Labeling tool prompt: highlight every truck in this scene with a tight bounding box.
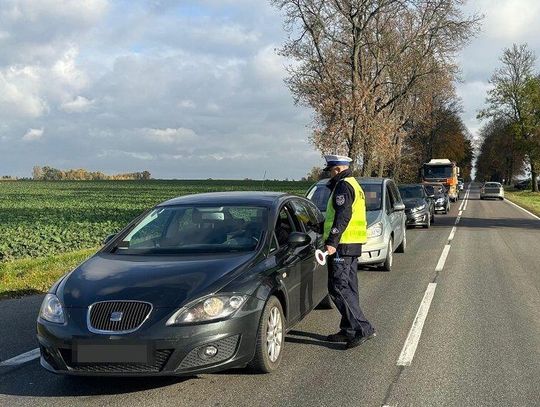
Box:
[421,159,460,202]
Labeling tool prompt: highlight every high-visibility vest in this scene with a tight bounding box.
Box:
[323,177,367,244]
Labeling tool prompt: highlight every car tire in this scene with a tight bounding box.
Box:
[444,205,448,214]
[317,294,334,310]
[396,230,406,253]
[381,238,393,272]
[248,295,285,373]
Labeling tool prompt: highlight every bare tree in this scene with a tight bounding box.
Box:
[273,0,480,176]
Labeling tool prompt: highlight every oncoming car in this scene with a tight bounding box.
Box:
[480,182,504,200]
[398,184,435,228]
[306,177,406,271]
[37,192,331,376]
[424,183,450,214]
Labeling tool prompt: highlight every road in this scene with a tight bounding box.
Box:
[1,184,539,406]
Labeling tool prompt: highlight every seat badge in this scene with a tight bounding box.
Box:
[110,311,123,322]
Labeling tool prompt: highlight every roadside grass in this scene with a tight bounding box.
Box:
[505,189,540,217]
[0,248,97,299]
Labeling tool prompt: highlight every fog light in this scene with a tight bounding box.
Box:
[198,345,218,360]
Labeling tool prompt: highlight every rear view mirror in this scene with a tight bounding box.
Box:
[394,203,405,211]
[287,232,311,248]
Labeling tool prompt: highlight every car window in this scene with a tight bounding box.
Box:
[389,182,402,204]
[275,206,296,247]
[111,205,268,255]
[385,186,392,214]
[290,199,320,234]
[359,183,383,211]
[306,183,330,212]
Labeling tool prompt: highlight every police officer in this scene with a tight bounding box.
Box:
[323,155,376,349]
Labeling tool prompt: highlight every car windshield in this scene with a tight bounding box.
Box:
[110,205,268,255]
[306,181,383,211]
[398,186,424,199]
[485,183,501,187]
[424,165,453,178]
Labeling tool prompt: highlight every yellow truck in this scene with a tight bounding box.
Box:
[421,159,460,202]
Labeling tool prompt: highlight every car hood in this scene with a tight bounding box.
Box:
[403,198,425,209]
[58,252,255,308]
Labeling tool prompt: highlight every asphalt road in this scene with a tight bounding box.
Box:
[1,184,539,407]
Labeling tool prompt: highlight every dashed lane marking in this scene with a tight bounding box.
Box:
[397,283,437,366]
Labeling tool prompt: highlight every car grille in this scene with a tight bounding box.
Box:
[59,348,173,373]
[88,301,152,333]
[176,335,239,371]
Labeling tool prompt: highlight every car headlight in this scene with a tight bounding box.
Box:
[412,204,426,212]
[166,294,248,325]
[39,294,65,324]
[367,222,383,238]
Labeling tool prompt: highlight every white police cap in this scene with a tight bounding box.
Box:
[323,155,352,170]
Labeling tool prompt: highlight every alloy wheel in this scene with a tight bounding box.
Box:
[266,306,283,363]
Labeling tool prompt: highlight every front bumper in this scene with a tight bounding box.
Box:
[434,201,447,211]
[481,193,504,199]
[405,210,429,226]
[37,302,262,376]
[358,238,388,265]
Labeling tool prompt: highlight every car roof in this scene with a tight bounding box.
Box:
[314,177,389,185]
[398,184,424,187]
[158,191,290,207]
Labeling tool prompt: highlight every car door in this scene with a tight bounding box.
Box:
[386,181,403,250]
[289,198,326,317]
[272,203,304,324]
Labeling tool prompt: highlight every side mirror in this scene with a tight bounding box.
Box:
[393,203,405,212]
[287,232,311,248]
[103,233,116,245]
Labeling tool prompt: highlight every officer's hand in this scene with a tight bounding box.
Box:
[326,245,336,255]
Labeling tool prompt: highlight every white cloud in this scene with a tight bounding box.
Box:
[144,128,198,144]
[61,95,94,113]
[479,0,540,40]
[22,127,43,141]
[0,66,48,118]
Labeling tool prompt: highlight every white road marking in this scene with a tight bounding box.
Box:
[458,210,463,216]
[435,245,451,272]
[505,198,540,221]
[397,283,437,366]
[0,348,40,367]
[448,226,457,242]
[455,216,460,225]
[459,199,465,211]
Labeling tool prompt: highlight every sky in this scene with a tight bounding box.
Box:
[1,0,540,180]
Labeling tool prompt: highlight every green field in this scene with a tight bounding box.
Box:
[0,180,312,262]
[0,180,313,298]
[504,190,540,217]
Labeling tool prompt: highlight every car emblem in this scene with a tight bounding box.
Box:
[110,311,123,322]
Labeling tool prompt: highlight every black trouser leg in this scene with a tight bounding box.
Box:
[328,255,374,338]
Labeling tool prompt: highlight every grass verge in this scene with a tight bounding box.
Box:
[505,190,540,217]
[0,248,97,300]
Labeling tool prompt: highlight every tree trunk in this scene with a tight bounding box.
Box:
[531,160,539,192]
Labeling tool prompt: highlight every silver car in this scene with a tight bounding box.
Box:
[480,182,504,200]
[306,177,406,271]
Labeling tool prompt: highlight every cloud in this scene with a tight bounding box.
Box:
[144,128,198,144]
[61,95,94,113]
[22,127,44,141]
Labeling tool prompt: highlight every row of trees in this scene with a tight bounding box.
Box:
[274,0,479,182]
[32,166,152,181]
[476,44,540,191]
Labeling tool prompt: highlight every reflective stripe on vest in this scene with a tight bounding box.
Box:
[323,177,367,244]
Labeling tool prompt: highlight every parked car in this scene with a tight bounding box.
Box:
[480,182,504,200]
[514,179,540,190]
[424,183,450,214]
[306,177,406,271]
[398,184,435,229]
[37,192,331,376]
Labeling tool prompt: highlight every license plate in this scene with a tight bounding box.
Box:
[73,340,152,364]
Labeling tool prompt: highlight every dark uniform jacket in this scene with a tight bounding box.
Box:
[325,169,362,257]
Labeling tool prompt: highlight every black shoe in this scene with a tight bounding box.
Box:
[346,331,377,349]
[326,331,350,342]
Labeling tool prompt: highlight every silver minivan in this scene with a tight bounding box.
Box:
[306,177,406,271]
